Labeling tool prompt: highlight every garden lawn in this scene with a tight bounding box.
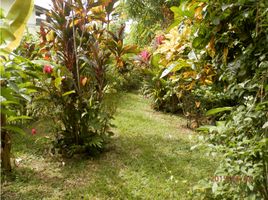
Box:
[1,93,217,200]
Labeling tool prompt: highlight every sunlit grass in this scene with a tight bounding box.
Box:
[1,93,218,200]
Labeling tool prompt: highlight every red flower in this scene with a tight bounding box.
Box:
[139,50,151,62]
[43,65,53,74]
[31,128,37,135]
[156,35,165,45]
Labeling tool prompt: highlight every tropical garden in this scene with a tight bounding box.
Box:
[1,0,267,199]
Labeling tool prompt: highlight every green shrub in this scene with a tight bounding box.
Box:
[142,73,181,113]
[187,0,268,198]
[191,99,268,199]
[0,0,35,172]
[29,0,134,157]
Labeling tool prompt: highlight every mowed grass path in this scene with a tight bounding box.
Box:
[1,93,217,200]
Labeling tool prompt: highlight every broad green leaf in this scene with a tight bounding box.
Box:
[160,63,177,78]
[18,82,34,88]
[20,93,31,102]
[206,107,233,116]
[0,26,16,46]
[1,87,16,101]
[192,37,206,49]
[265,85,268,92]
[62,90,76,96]
[0,8,5,18]
[215,121,226,127]
[160,60,191,78]
[151,54,161,67]
[167,19,181,32]
[170,3,194,19]
[0,65,4,74]
[55,77,62,90]
[0,108,16,116]
[0,100,20,106]
[170,6,183,20]
[8,82,20,93]
[2,125,25,135]
[262,121,268,129]
[25,88,38,94]
[2,0,34,54]
[31,60,54,67]
[7,116,32,122]
[196,125,217,132]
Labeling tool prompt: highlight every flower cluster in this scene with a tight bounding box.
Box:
[139,50,151,62]
[31,128,37,135]
[156,35,165,45]
[43,65,53,74]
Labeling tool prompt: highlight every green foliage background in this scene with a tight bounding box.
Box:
[133,0,268,198]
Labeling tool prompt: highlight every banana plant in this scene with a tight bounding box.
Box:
[0,0,34,56]
[1,0,34,172]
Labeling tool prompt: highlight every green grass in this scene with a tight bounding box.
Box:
[1,93,217,200]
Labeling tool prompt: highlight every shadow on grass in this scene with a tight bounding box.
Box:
[1,167,64,200]
[2,132,216,200]
[59,133,217,199]
[1,93,217,199]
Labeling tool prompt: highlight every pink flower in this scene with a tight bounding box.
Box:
[156,35,165,45]
[31,128,37,135]
[43,65,53,74]
[139,50,151,62]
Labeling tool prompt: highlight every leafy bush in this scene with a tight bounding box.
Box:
[192,99,268,199]
[105,24,140,91]
[133,0,268,198]
[14,33,41,60]
[28,0,136,157]
[1,0,35,172]
[186,0,268,198]
[135,10,220,123]
[142,71,181,113]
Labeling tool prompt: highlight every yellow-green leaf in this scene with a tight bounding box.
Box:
[2,125,25,135]
[206,107,233,116]
[62,90,76,97]
[7,116,32,122]
[1,0,34,55]
[55,77,62,90]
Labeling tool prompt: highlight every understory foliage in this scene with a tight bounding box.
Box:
[0,0,34,172]
[190,0,268,199]
[1,0,267,198]
[134,0,268,198]
[137,2,222,125]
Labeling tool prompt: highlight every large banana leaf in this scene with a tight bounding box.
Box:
[0,0,34,55]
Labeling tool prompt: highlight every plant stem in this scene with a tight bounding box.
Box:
[71,0,80,92]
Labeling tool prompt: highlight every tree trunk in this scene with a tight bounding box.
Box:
[1,114,12,172]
